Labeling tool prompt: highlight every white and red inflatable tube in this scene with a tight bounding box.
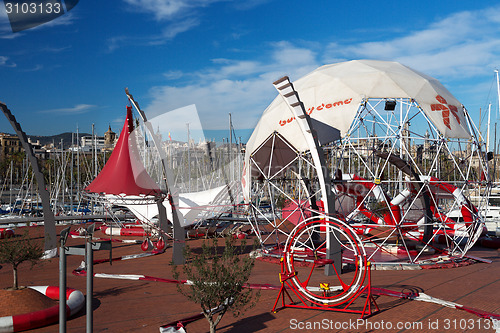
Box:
[0,286,84,332]
[421,176,477,228]
[100,227,166,251]
[0,228,14,239]
[101,225,148,237]
[338,173,480,239]
[337,174,402,226]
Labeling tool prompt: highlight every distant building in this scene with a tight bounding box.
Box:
[0,133,22,161]
[79,135,106,152]
[28,138,41,149]
[28,138,49,160]
[103,125,117,151]
[64,127,118,154]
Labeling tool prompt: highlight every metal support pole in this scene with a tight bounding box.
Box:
[125,89,185,264]
[59,226,70,333]
[86,239,93,333]
[0,101,57,252]
[85,224,95,333]
[272,77,340,275]
[59,248,66,333]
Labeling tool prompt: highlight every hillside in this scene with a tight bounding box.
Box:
[28,132,92,149]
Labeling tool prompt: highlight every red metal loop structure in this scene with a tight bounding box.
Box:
[272,216,379,318]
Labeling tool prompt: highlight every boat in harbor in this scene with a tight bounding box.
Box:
[445,205,498,235]
[482,205,500,235]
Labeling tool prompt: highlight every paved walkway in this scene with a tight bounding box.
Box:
[0,224,499,332]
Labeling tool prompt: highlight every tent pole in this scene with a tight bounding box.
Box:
[125,88,185,264]
[0,101,57,254]
[273,76,340,275]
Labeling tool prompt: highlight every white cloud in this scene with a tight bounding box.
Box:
[148,104,206,142]
[122,0,270,19]
[38,104,97,115]
[116,0,255,49]
[21,64,43,72]
[33,11,76,29]
[204,59,262,79]
[163,70,185,80]
[106,17,200,52]
[0,56,16,67]
[230,0,271,10]
[324,5,500,79]
[122,0,226,21]
[106,36,129,53]
[147,78,269,130]
[41,46,72,53]
[201,42,318,82]
[144,42,320,130]
[159,17,199,40]
[123,0,190,21]
[270,41,317,68]
[144,5,500,132]
[0,32,21,39]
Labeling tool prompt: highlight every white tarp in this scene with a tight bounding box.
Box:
[106,184,235,227]
[243,59,471,201]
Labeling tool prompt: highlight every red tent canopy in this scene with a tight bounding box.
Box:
[84,106,162,196]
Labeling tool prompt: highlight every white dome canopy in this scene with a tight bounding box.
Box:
[246,59,470,157]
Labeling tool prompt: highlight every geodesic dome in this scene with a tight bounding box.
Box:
[244,60,490,265]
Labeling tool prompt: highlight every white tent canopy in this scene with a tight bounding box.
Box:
[243,59,471,201]
[105,183,236,228]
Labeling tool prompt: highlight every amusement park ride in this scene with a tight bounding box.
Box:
[81,61,492,317]
[1,60,499,332]
[242,60,491,315]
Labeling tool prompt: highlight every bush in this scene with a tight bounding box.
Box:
[0,230,44,289]
[173,236,259,333]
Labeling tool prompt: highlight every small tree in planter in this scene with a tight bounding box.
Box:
[173,236,259,333]
[0,230,44,289]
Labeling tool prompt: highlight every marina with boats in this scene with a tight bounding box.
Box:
[1,61,500,332]
[1,64,500,261]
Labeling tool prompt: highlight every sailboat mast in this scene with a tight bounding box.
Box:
[496,70,500,119]
[70,132,74,215]
[92,124,95,178]
[61,138,65,213]
[77,126,80,200]
[187,122,191,192]
[9,160,12,207]
[494,69,500,184]
[229,113,233,183]
[494,123,497,183]
[487,103,492,152]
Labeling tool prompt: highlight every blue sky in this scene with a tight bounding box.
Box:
[1,0,500,143]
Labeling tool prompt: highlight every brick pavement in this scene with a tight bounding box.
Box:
[0,224,498,332]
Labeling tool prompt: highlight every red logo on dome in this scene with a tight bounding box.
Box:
[430,95,460,130]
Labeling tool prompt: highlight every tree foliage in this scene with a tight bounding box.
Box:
[173,236,259,333]
[0,230,44,289]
